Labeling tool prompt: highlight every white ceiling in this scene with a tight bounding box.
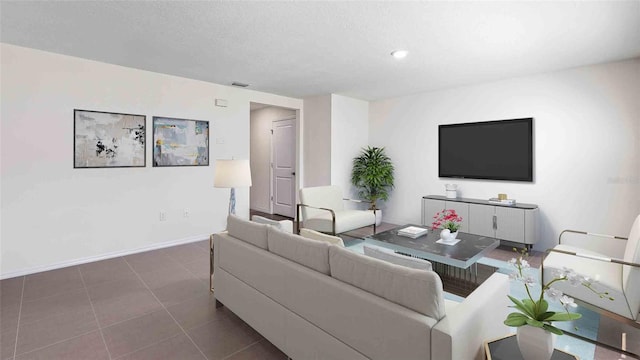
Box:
[1,1,639,101]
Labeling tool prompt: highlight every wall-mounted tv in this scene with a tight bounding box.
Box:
[439,118,533,182]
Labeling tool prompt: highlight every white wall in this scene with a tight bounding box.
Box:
[302,95,332,187]
[370,59,640,251]
[249,106,296,213]
[0,44,302,277]
[330,94,369,201]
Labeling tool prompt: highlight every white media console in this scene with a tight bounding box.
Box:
[422,195,539,249]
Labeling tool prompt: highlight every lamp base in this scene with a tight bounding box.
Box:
[228,187,236,215]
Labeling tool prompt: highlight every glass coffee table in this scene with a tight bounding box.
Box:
[364,224,500,289]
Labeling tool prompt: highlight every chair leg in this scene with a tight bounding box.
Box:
[296,204,301,234]
[209,234,214,292]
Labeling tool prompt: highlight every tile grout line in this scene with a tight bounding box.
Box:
[122,257,209,360]
[110,333,188,360]
[221,339,263,360]
[11,276,26,359]
[12,329,101,358]
[77,267,113,360]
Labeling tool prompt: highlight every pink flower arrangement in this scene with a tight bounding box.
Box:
[431,209,463,232]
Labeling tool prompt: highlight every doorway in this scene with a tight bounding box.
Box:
[249,103,298,219]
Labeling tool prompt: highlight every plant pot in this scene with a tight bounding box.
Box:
[374,209,382,226]
[439,229,458,242]
[516,326,555,360]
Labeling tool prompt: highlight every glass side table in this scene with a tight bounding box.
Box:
[485,335,578,360]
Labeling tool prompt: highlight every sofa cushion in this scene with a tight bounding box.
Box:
[363,245,432,271]
[304,209,375,234]
[227,214,269,249]
[267,227,331,275]
[329,245,445,319]
[299,228,344,247]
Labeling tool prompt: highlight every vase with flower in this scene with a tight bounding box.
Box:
[504,249,613,360]
[431,209,463,242]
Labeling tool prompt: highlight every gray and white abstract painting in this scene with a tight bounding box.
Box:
[152,117,209,166]
[74,110,146,168]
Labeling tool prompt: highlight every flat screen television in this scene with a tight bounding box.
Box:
[439,118,533,182]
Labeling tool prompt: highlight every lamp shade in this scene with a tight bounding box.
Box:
[214,159,252,188]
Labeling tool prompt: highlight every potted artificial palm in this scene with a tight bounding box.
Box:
[351,146,394,225]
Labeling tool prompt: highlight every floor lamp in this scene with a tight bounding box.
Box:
[213,159,252,215]
[211,159,252,292]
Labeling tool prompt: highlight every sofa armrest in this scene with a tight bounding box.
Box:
[432,272,511,360]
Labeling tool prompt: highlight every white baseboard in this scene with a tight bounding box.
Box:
[0,234,210,280]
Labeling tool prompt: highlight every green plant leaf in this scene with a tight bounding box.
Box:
[537,299,549,316]
[504,312,528,326]
[508,296,536,318]
[540,311,555,320]
[546,312,582,321]
[525,319,544,328]
[543,324,564,335]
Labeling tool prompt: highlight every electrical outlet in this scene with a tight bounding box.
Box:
[183,208,190,218]
[159,211,166,221]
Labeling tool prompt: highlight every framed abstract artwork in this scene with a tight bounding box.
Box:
[74,109,146,168]
[152,117,210,167]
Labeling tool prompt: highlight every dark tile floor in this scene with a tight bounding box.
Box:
[0,241,286,360]
[1,223,636,359]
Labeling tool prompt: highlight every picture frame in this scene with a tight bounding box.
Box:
[74,109,146,168]
[152,116,210,167]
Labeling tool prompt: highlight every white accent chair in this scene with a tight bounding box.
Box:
[541,214,640,324]
[296,185,376,235]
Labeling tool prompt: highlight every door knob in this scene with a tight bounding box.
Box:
[291,172,296,176]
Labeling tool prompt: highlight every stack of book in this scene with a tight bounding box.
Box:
[397,226,429,239]
[488,198,516,205]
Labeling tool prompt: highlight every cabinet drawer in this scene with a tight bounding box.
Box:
[423,199,445,226]
[495,207,525,243]
[468,204,495,238]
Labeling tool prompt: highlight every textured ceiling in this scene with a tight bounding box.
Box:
[1,1,639,101]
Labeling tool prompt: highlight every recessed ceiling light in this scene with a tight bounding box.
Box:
[391,50,408,59]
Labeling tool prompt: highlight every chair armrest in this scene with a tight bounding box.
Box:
[296,203,336,234]
[559,230,627,258]
[544,247,640,268]
[343,198,368,204]
[432,273,511,360]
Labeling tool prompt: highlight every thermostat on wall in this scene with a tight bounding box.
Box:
[215,99,228,107]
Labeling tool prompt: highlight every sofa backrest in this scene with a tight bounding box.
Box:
[299,185,344,220]
[363,245,433,271]
[329,245,446,320]
[267,227,331,275]
[251,215,293,233]
[299,228,345,247]
[227,214,269,249]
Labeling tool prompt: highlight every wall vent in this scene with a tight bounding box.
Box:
[231,82,249,87]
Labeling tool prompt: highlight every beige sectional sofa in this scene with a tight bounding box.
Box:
[213,215,511,360]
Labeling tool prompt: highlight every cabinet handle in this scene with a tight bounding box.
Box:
[493,215,497,230]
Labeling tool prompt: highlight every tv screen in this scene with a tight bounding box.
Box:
[439,118,533,182]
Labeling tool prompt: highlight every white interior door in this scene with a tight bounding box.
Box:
[272,118,296,217]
